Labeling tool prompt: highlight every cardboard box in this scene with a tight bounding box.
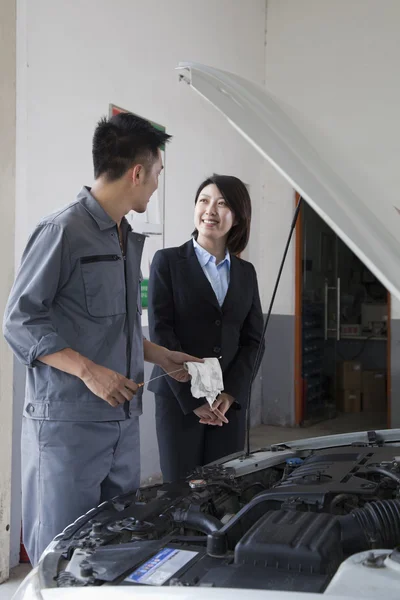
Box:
[337,390,361,413]
[361,303,387,332]
[337,361,362,390]
[362,370,387,412]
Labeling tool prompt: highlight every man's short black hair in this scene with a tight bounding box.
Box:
[92,112,171,181]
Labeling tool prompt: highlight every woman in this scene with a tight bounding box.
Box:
[148,174,264,482]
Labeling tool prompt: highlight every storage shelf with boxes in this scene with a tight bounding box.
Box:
[337,361,362,413]
[336,361,387,414]
[362,370,387,412]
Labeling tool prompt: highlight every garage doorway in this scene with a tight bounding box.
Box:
[294,195,390,428]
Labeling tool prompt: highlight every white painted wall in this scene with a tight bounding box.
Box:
[264,0,400,426]
[249,167,295,315]
[392,299,400,320]
[256,0,400,318]
[0,0,16,581]
[11,0,268,567]
[264,0,400,291]
[16,0,267,263]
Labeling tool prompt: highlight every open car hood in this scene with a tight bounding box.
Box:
[177,62,400,301]
[20,429,400,600]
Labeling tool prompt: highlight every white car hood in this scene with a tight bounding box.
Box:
[21,428,400,600]
[40,586,357,600]
[177,62,400,301]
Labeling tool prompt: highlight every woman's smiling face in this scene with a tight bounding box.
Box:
[194,183,235,244]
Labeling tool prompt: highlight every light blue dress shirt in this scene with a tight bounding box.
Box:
[193,238,231,307]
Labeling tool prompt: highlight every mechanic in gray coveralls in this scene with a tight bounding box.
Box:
[3,112,203,566]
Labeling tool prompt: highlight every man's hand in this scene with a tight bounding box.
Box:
[143,340,203,382]
[194,402,229,426]
[211,392,235,417]
[80,362,138,407]
[39,348,137,407]
[158,349,204,383]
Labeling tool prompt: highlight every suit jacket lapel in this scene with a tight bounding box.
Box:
[179,241,221,311]
[178,241,244,312]
[222,255,241,311]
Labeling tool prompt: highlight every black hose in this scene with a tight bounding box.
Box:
[330,494,356,512]
[340,500,400,553]
[363,467,400,486]
[171,509,222,534]
[206,497,400,557]
[206,490,325,556]
[245,197,302,456]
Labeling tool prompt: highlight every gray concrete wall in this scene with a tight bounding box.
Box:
[261,315,296,427]
[390,319,400,428]
[139,341,161,484]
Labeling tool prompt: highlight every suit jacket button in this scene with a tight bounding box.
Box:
[213,346,221,354]
[215,320,221,326]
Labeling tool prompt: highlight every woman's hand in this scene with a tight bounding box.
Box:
[194,402,228,426]
[212,392,235,417]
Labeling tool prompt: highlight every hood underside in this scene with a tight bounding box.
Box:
[177,62,400,302]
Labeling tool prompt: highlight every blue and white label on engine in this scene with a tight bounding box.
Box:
[125,547,198,586]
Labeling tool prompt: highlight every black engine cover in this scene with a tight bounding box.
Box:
[235,509,343,574]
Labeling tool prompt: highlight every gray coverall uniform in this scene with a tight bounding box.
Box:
[3,187,145,565]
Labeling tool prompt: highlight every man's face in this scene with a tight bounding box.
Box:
[131,149,163,213]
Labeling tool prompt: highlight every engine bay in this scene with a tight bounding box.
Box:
[42,438,400,594]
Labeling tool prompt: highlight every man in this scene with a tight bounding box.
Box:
[3,112,203,565]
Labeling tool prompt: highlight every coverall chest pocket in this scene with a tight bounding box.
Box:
[80,254,126,317]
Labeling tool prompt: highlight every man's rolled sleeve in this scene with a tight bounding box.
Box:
[28,332,70,368]
[3,223,72,367]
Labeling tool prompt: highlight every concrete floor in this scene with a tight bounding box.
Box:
[0,411,389,597]
[250,411,388,449]
[0,563,31,598]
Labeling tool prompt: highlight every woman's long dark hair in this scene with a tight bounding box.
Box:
[193,174,252,255]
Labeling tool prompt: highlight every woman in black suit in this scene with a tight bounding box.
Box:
[148,174,263,482]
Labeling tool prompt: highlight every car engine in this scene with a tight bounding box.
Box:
[41,438,400,594]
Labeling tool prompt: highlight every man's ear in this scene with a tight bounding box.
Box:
[131,164,144,185]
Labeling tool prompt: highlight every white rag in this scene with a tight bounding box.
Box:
[185,357,224,407]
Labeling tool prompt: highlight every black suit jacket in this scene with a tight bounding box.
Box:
[147,240,264,414]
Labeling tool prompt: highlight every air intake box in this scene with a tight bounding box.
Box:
[235,510,343,575]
